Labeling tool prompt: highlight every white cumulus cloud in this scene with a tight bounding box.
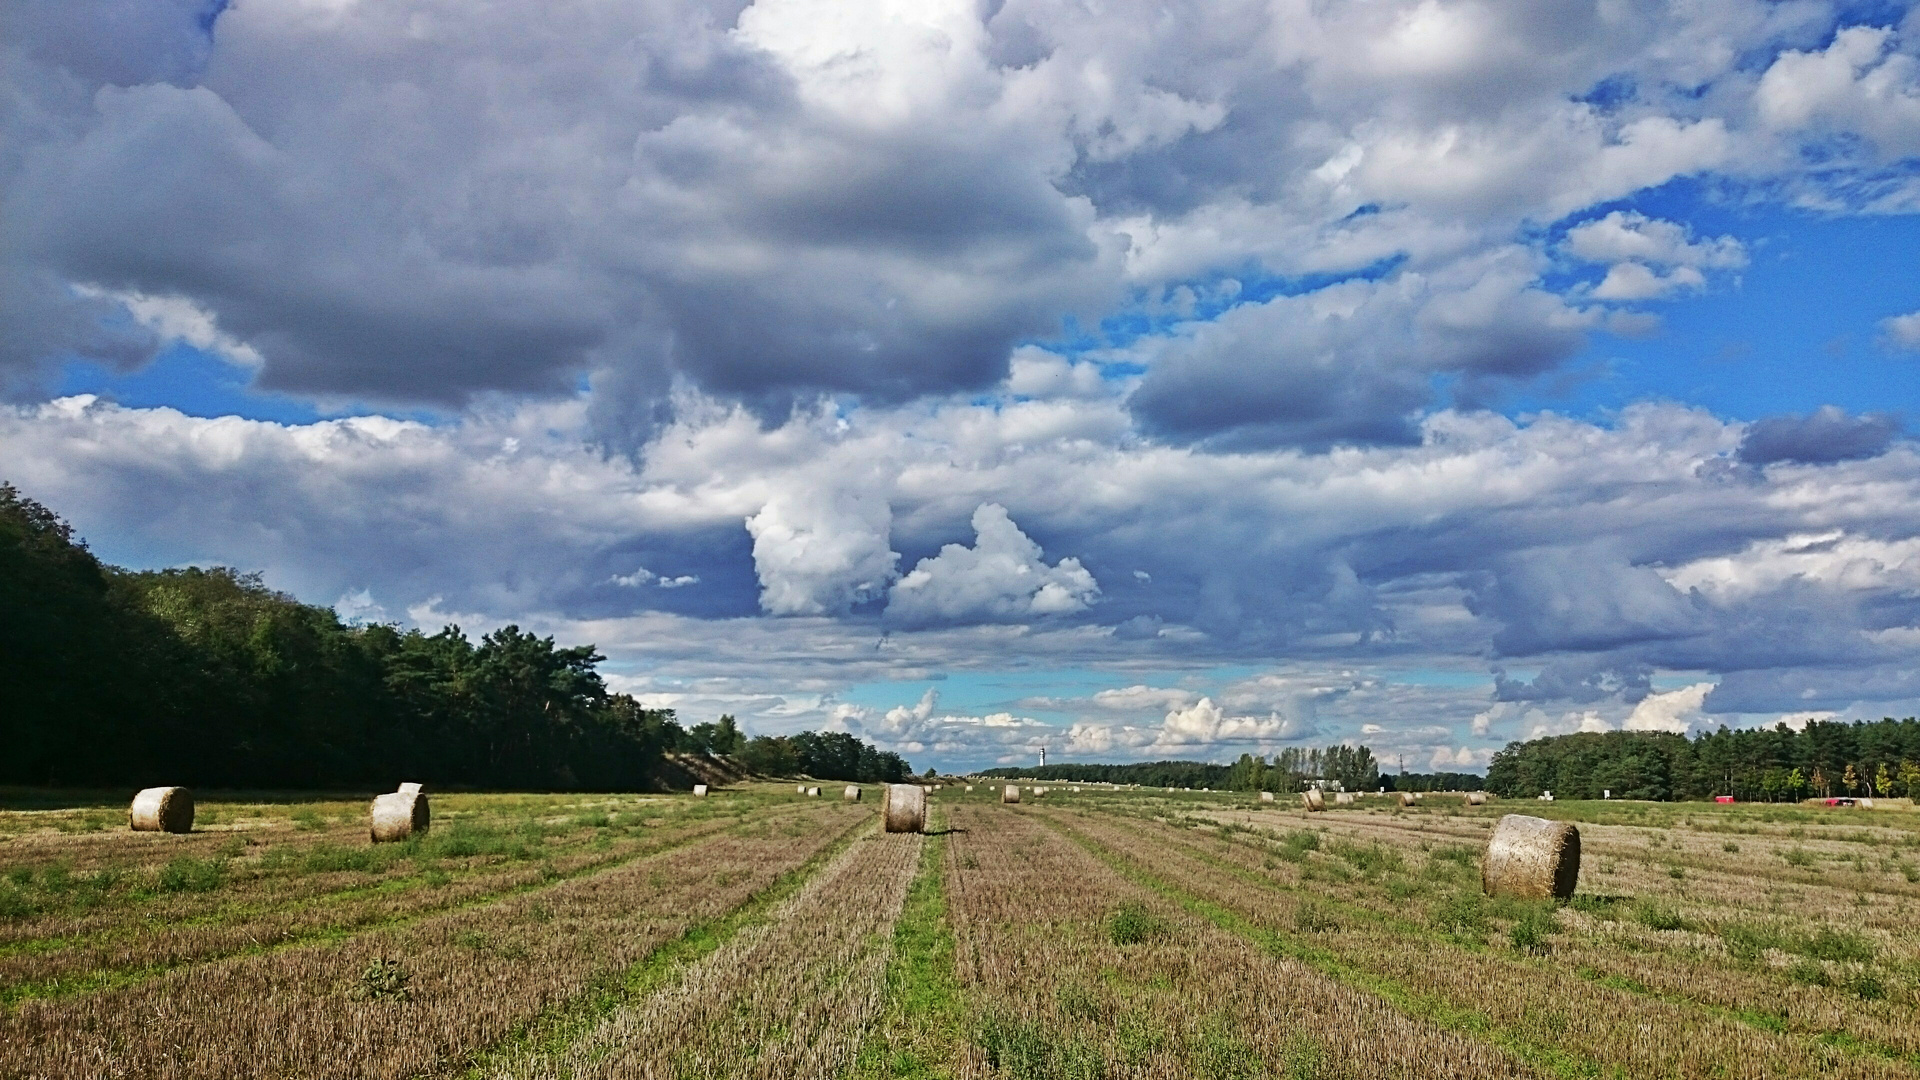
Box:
[886,503,1098,625]
[747,488,899,616]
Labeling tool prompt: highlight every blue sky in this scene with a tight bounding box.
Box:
[4,0,1920,772]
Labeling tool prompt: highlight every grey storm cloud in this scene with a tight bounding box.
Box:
[6,0,1920,763]
[5,0,1901,447]
[1738,406,1902,465]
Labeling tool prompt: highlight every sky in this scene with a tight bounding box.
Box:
[3,0,1919,774]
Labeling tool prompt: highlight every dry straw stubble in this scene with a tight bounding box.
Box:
[1482,813,1580,899]
[129,787,194,833]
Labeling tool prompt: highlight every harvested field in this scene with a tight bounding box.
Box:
[4,785,1919,1078]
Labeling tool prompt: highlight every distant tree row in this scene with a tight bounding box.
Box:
[1381,771,1487,793]
[984,760,1232,788]
[0,483,909,791]
[736,729,913,783]
[983,744,1394,793]
[1486,723,1920,802]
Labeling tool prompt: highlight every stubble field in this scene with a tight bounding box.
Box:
[2,785,1917,1079]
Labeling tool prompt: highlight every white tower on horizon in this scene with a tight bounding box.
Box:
[1039,746,1047,768]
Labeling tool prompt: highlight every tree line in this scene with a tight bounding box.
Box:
[671,716,911,783]
[1,483,909,791]
[1486,722,1920,802]
[983,745,1438,793]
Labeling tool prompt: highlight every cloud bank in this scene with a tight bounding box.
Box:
[3,0,1919,767]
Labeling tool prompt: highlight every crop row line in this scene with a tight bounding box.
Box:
[0,804,811,1009]
[454,808,876,1078]
[845,811,965,1080]
[1171,812,1920,1069]
[1032,810,1621,1080]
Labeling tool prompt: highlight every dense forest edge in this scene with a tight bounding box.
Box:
[1,482,910,791]
[1486,722,1920,801]
[984,748,1483,794]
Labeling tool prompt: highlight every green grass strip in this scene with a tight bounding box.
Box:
[1034,812,1621,1080]
[0,805,816,1009]
[454,810,874,1079]
[847,816,965,1080]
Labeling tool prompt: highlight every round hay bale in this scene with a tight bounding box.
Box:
[844,785,862,801]
[129,787,193,833]
[1398,792,1416,808]
[1335,792,1356,805]
[397,782,423,795]
[1002,784,1022,804]
[369,791,429,843]
[692,784,709,797]
[965,785,975,792]
[797,784,807,794]
[1482,814,1580,899]
[1302,788,1326,812]
[1466,791,1488,806]
[884,783,927,833]
[1260,791,1276,803]
[807,786,821,797]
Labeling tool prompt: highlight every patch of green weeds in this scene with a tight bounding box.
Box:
[1508,904,1557,955]
[1631,899,1693,932]
[354,955,410,1001]
[1567,894,1621,919]
[1189,1017,1261,1080]
[1431,892,1488,942]
[978,1014,1104,1080]
[1108,901,1171,945]
[1294,901,1338,933]
[1786,958,1830,987]
[1795,927,1875,964]
[1328,839,1402,875]
[1719,922,1784,961]
[158,855,228,893]
[1274,830,1319,863]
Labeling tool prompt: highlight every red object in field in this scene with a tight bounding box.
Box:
[1715,795,1735,804]
[1823,797,1857,807]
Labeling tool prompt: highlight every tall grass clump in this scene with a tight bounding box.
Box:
[1108,901,1170,945]
[157,855,228,893]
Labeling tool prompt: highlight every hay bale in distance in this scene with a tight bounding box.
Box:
[845,785,862,801]
[692,784,709,797]
[807,786,821,797]
[1003,784,1022,804]
[1467,791,1488,806]
[1482,814,1580,899]
[1302,788,1326,812]
[370,791,430,843]
[397,782,423,795]
[1335,792,1356,805]
[797,784,807,794]
[129,787,194,833]
[1260,791,1276,803]
[884,783,927,833]
[1398,792,1417,808]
